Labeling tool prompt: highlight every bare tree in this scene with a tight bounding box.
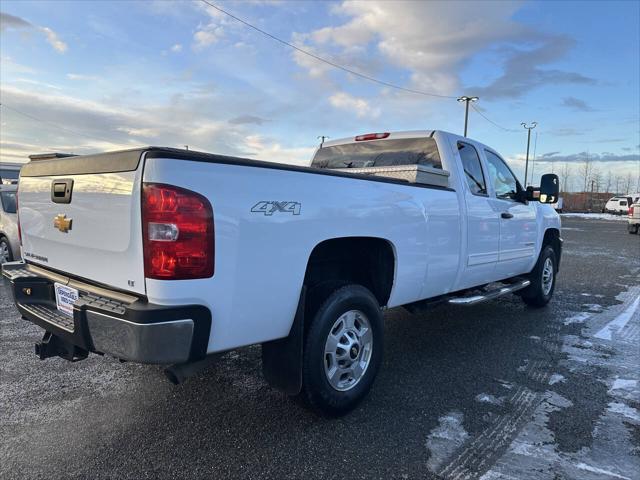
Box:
[604,170,613,194]
[622,173,633,195]
[591,167,602,193]
[579,154,593,193]
[560,163,572,193]
[579,154,593,209]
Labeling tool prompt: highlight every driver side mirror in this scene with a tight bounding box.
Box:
[524,174,559,203]
[538,174,559,203]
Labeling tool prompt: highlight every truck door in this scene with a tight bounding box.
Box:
[456,141,500,289]
[483,149,538,279]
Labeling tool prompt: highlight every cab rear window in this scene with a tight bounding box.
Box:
[311,137,442,170]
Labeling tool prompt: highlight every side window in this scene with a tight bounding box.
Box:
[485,150,518,200]
[0,192,17,214]
[620,200,627,206]
[457,142,487,195]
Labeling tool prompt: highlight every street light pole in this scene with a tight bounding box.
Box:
[457,96,478,137]
[317,135,329,148]
[521,122,538,186]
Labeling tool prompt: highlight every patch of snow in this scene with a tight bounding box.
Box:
[582,303,603,313]
[611,378,637,391]
[475,393,504,406]
[549,374,566,385]
[594,295,640,340]
[529,335,541,341]
[607,402,640,422]
[425,411,469,472]
[580,292,592,297]
[573,462,633,480]
[496,379,514,390]
[561,213,628,221]
[564,312,592,325]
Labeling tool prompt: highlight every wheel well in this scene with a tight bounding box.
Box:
[304,237,395,307]
[542,228,561,270]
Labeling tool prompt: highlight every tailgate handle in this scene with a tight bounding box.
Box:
[51,179,74,204]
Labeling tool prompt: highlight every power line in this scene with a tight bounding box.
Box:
[0,102,114,144]
[470,103,518,133]
[199,0,457,100]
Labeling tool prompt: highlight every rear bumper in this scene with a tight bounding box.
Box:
[2,262,211,364]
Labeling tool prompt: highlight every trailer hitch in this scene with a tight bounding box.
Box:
[35,331,88,362]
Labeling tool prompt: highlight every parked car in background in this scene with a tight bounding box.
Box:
[0,185,20,264]
[0,162,22,185]
[628,201,640,234]
[603,196,633,214]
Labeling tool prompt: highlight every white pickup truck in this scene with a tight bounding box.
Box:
[3,130,562,415]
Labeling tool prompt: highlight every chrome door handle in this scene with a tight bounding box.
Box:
[501,212,514,219]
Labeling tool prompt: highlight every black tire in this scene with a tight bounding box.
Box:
[521,246,557,308]
[300,284,383,416]
[0,237,13,264]
[629,225,639,234]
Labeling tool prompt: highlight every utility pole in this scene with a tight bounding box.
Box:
[457,96,478,137]
[530,131,539,183]
[317,135,329,148]
[521,122,537,186]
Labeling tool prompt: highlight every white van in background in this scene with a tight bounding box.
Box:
[603,196,633,214]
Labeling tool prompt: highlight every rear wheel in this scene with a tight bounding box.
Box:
[521,246,557,308]
[300,284,383,416]
[629,224,639,234]
[0,237,13,264]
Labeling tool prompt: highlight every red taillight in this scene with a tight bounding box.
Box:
[142,183,214,280]
[355,132,390,141]
[630,206,635,217]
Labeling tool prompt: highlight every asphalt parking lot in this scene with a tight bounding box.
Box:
[1,216,639,480]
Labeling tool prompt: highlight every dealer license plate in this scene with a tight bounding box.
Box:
[54,283,79,317]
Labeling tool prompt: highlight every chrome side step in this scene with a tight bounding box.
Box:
[448,279,530,306]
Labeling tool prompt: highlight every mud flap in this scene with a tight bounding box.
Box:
[261,287,305,395]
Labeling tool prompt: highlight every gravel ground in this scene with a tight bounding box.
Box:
[1,216,639,479]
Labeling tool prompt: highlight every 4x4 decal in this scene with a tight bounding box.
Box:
[251,201,301,216]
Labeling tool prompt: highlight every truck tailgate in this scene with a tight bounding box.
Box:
[18,150,146,295]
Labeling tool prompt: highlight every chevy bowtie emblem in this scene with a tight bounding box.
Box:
[53,214,72,233]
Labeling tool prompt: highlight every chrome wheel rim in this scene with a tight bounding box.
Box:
[0,241,9,264]
[542,257,554,296]
[324,309,373,392]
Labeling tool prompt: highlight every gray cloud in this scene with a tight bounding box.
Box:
[0,12,32,30]
[0,12,67,52]
[470,36,596,100]
[537,151,639,163]
[228,114,269,125]
[561,96,595,112]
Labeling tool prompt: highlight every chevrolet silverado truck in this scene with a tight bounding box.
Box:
[2,130,562,415]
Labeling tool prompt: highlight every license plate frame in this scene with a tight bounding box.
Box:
[54,282,79,317]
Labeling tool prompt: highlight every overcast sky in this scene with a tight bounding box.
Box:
[1,0,639,191]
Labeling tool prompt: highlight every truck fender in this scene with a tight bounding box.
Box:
[261,286,306,395]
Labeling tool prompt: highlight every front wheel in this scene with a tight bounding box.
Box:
[301,284,383,416]
[521,246,557,308]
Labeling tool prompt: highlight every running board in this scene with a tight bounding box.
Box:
[448,279,530,306]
